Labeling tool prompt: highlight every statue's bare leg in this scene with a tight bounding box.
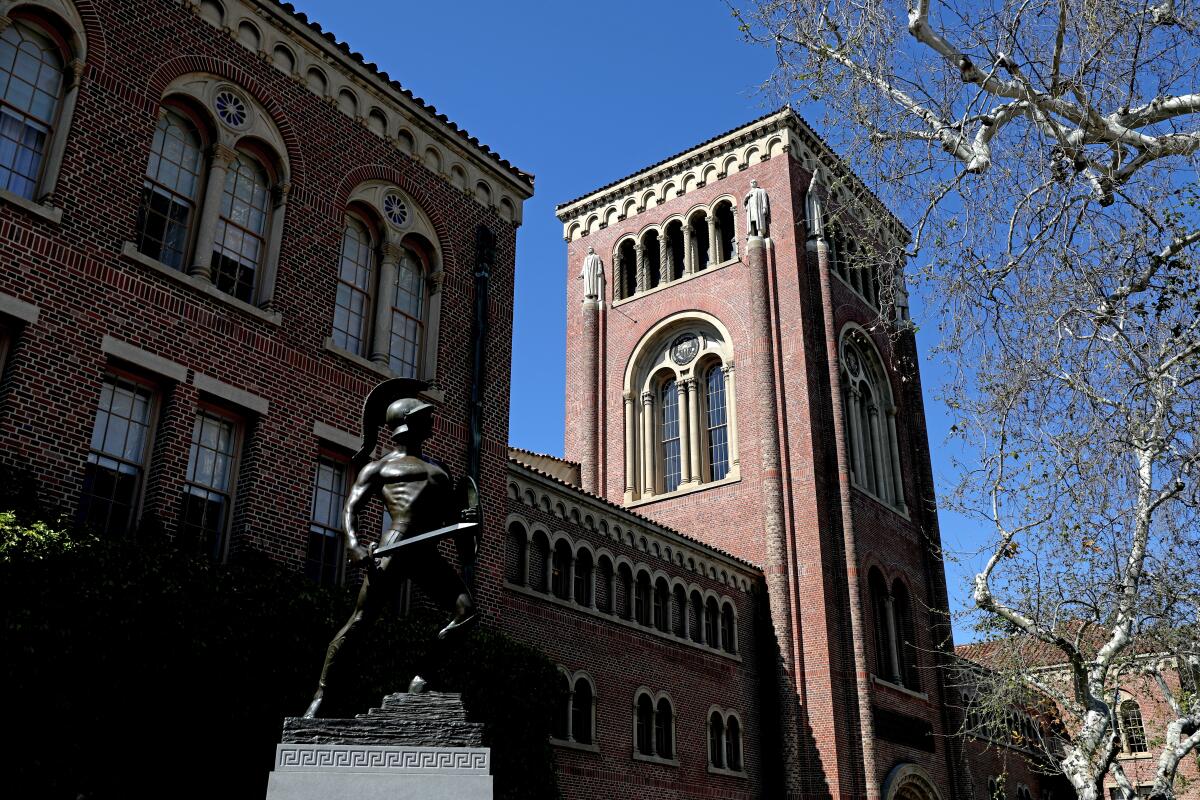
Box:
[407,544,475,639]
[303,568,388,718]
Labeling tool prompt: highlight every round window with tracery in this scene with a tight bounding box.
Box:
[383,193,409,226]
[215,91,248,128]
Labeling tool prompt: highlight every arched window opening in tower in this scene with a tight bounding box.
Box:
[529,530,550,593]
[720,601,737,654]
[596,555,614,613]
[643,229,662,290]
[704,596,720,647]
[892,578,920,690]
[552,670,571,741]
[672,585,687,637]
[571,676,594,745]
[714,199,736,263]
[869,569,920,690]
[660,377,682,493]
[725,715,742,770]
[616,239,637,300]
[688,210,711,272]
[839,330,904,510]
[690,590,705,644]
[616,562,633,619]
[635,693,654,755]
[709,711,725,768]
[704,363,730,481]
[665,220,686,281]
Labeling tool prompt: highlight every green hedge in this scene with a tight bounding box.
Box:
[0,511,560,800]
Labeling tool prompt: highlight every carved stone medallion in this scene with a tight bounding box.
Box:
[670,333,699,366]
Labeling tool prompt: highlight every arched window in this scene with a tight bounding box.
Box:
[571,676,594,745]
[596,555,614,613]
[635,693,654,755]
[654,698,674,759]
[504,521,527,585]
[644,229,662,289]
[573,548,593,607]
[714,200,736,263]
[551,539,572,601]
[665,220,685,281]
[690,590,704,644]
[529,530,550,593]
[725,716,742,770]
[988,777,1004,800]
[387,245,427,378]
[625,317,738,502]
[211,150,271,303]
[1119,700,1148,753]
[136,109,205,270]
[672,585,687,637]
[616,562,633,619]
[720,601,737,654]
[660,377,681,493]
[0,20,65,200]
[840,330,904,510]
[705,597,720,647]
[330,214,376,356]
[552,671,571,741]
[616,239,637,300]
[634,570,651,626]
[870,569,921,690]
[1016,787,1033,800]
[704,362,730,481]
[653,577,670,632]
[709,711,725,768]
[688,210,710,272]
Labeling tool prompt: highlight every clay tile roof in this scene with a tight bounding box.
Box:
[507,454,762,574]
[508,446,580,469]
[955,621,1163,671]
[270,1,533,190]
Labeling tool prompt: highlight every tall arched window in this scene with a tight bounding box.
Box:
[616,563,633,619]
[653,577,670,632]
[714,200,736,263]
[635,693,654,755]
[705,597,720,647]
[625,317,738,503]
[690,590,704,644]
[672,585,687,637]
[1119,700,1148,753]
[704,362,729,481]
[596,555,614,613]
[211,151,271,303]
[331,214,376,356]
[0,20,64,200]
[634,570,652,626]
[869,569,921,690]
[709,711,725,768]
[551,539,572,601]
[136,109,204,270]
[688,210,710,272]
[725,716,742,770]
[552,671,571,741]
[654,698,674,759]
[720,601,737,654]
[660,377,681,493]
[840,330,904,510]
[504,521,527,585]
[573,548,593,607]
[387,246,426,378]
[571,676,594,745]
[616,239,637,300]
[529,530,550,593]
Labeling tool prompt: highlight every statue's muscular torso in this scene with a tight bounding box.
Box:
[369,452,450,541]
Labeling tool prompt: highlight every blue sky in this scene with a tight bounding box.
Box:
[294,0,987,638]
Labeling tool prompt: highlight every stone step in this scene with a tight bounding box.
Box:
[282,692,483,748]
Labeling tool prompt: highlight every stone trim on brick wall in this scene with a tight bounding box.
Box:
[193,372,270,415]
[101,335,188,382]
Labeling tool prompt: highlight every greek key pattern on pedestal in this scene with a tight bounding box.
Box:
[276,744,490,774]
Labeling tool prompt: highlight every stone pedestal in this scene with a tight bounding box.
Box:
[265,692,491,799]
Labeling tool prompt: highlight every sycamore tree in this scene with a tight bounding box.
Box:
[731,1,1200,797]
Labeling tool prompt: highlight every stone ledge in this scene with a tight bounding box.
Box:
[0,188,62,224]
[0,291,40,324]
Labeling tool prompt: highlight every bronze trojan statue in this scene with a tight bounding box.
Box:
[303,377,480,719]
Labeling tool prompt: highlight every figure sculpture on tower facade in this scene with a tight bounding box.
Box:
[580,246,604,300]
[745,179,770,237]
[303,378,479,719]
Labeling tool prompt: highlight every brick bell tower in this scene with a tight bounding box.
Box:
[558,108,965,800]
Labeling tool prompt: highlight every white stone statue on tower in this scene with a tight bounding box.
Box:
[804,169,825,241]
[580,246,604,300]
[744,179,770,237]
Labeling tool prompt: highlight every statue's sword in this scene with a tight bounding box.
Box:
[370,521,480,559]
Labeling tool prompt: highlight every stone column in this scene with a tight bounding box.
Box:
[887,407,907,513]
[257,181,290,308]
[869,404,887,496]
[658,235,670,284]
[686,376,701,483]
[745,234,792,661]
[635,243,647,294]
[623,392,637,502]
[613,252,624,300]
[676,380,691,486]
[684,224,695,275]
[579,293,601,494]
[847,388,866,486]
[707,214,719,265]
[723,364,739,471]
[640,391,655,497]
[371,241,404,367]
[189,143,238,282]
